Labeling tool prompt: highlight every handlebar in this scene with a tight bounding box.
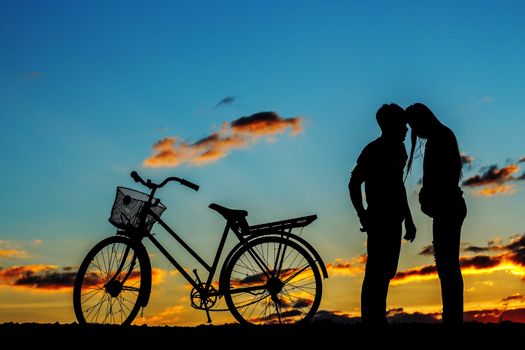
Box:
[130,171,199,192]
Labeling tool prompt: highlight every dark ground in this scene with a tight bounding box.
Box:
[1,321,523,348]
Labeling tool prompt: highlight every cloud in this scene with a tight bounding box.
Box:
[137,305,185,325]
[392,265,438,284]
[151,268,167,286]
[293,298,314,308]
[230,112,303,136]
[386,307,440,323]
[251,309,304,323]
[313,309,440,324]
[463,246,496,254]
[0,239,34,259]
[14,269,76,289]
[0,249,28,259]
[473,185,516,197]
[144,112,304,168]
[419,245,434,256]
[214,96,236,108]
[478,96,494,104]
[316,307,525,324]
[500,308,525,323]
[393,233,525,285]
[460,153,475,170]
[462,164,520,187]
[230,268,302,287]
[313,310,360,324]
[462,164,524,197]
[502,293,525,303]
[0,264,167,291]
[463,309,501,323]
[325,256,366,276]
[462,306,525,323]
[0,265,75,290]
[19,72,42,79]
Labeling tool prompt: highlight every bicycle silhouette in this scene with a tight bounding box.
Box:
[73,171,327,326]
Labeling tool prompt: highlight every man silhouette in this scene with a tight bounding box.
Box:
[349,103,416,326]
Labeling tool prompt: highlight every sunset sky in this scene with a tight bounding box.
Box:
[1,1,525,325]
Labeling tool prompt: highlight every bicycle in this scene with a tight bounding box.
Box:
[73,171,327,326]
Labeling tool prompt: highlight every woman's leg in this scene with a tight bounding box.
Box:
[433,217,464,326]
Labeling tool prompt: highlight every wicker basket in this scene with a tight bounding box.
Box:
[109,187,166,232]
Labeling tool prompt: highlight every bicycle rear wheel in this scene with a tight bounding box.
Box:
[73,236,150,325]
[223,236,322,325]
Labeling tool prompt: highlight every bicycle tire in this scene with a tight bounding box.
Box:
[222,236,322,325]
[73,235,150,325]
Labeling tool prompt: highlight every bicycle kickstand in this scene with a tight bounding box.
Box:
[204,306,212,324]
[193,269,213,324]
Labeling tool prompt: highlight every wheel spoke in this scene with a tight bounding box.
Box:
[225,237,321,325]
[121,286,140,292]
[75,238,145,326]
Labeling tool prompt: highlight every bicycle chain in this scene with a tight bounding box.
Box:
[204,294,268,312]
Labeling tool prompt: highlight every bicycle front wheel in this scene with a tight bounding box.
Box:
[73,235,150,325]
[223,236,322,325]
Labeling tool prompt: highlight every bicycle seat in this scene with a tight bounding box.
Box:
[208,203,248,220]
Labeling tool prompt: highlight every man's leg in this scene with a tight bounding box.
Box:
[362,223,401,325]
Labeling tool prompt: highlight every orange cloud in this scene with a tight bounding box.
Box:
[144,112,303,168]
[0,249,28,258]
[392,234,525,285]
[0,264,167,291]
[462,164,524,196]
[231,112,303,136]
[502,293,525,303]
[151,267,167,286]
[136,305,185,325]
[392,257,525,285]
[473,184,516,197]
[0,265,75,290]
[325,256,366,276]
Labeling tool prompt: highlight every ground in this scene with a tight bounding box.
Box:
[0,321,523,348]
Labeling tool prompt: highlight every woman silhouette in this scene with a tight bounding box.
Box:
[406,103,467,326]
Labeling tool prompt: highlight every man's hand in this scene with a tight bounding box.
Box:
[358,210,369,233]
[403,219,416,242]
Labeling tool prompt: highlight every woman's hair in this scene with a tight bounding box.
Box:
[406,129,423,178]
[405,103,462,180]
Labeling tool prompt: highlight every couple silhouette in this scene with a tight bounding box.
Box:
[349,103,466,327]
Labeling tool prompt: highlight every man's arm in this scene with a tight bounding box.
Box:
[349,164,368,232]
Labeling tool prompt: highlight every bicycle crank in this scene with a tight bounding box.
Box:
[190,283,218,310]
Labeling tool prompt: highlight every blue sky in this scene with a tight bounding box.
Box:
[1,0,525,324]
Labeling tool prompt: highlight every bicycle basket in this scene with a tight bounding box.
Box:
[109,187,166,232]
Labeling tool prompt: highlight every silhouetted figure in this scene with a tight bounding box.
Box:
[406,103,467,327]
[349,104,416,326]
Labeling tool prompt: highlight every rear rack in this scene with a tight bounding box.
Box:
[248,214,317,234]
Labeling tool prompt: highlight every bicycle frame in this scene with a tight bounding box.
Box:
[144,209,235,295]
[124,183,274,301]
